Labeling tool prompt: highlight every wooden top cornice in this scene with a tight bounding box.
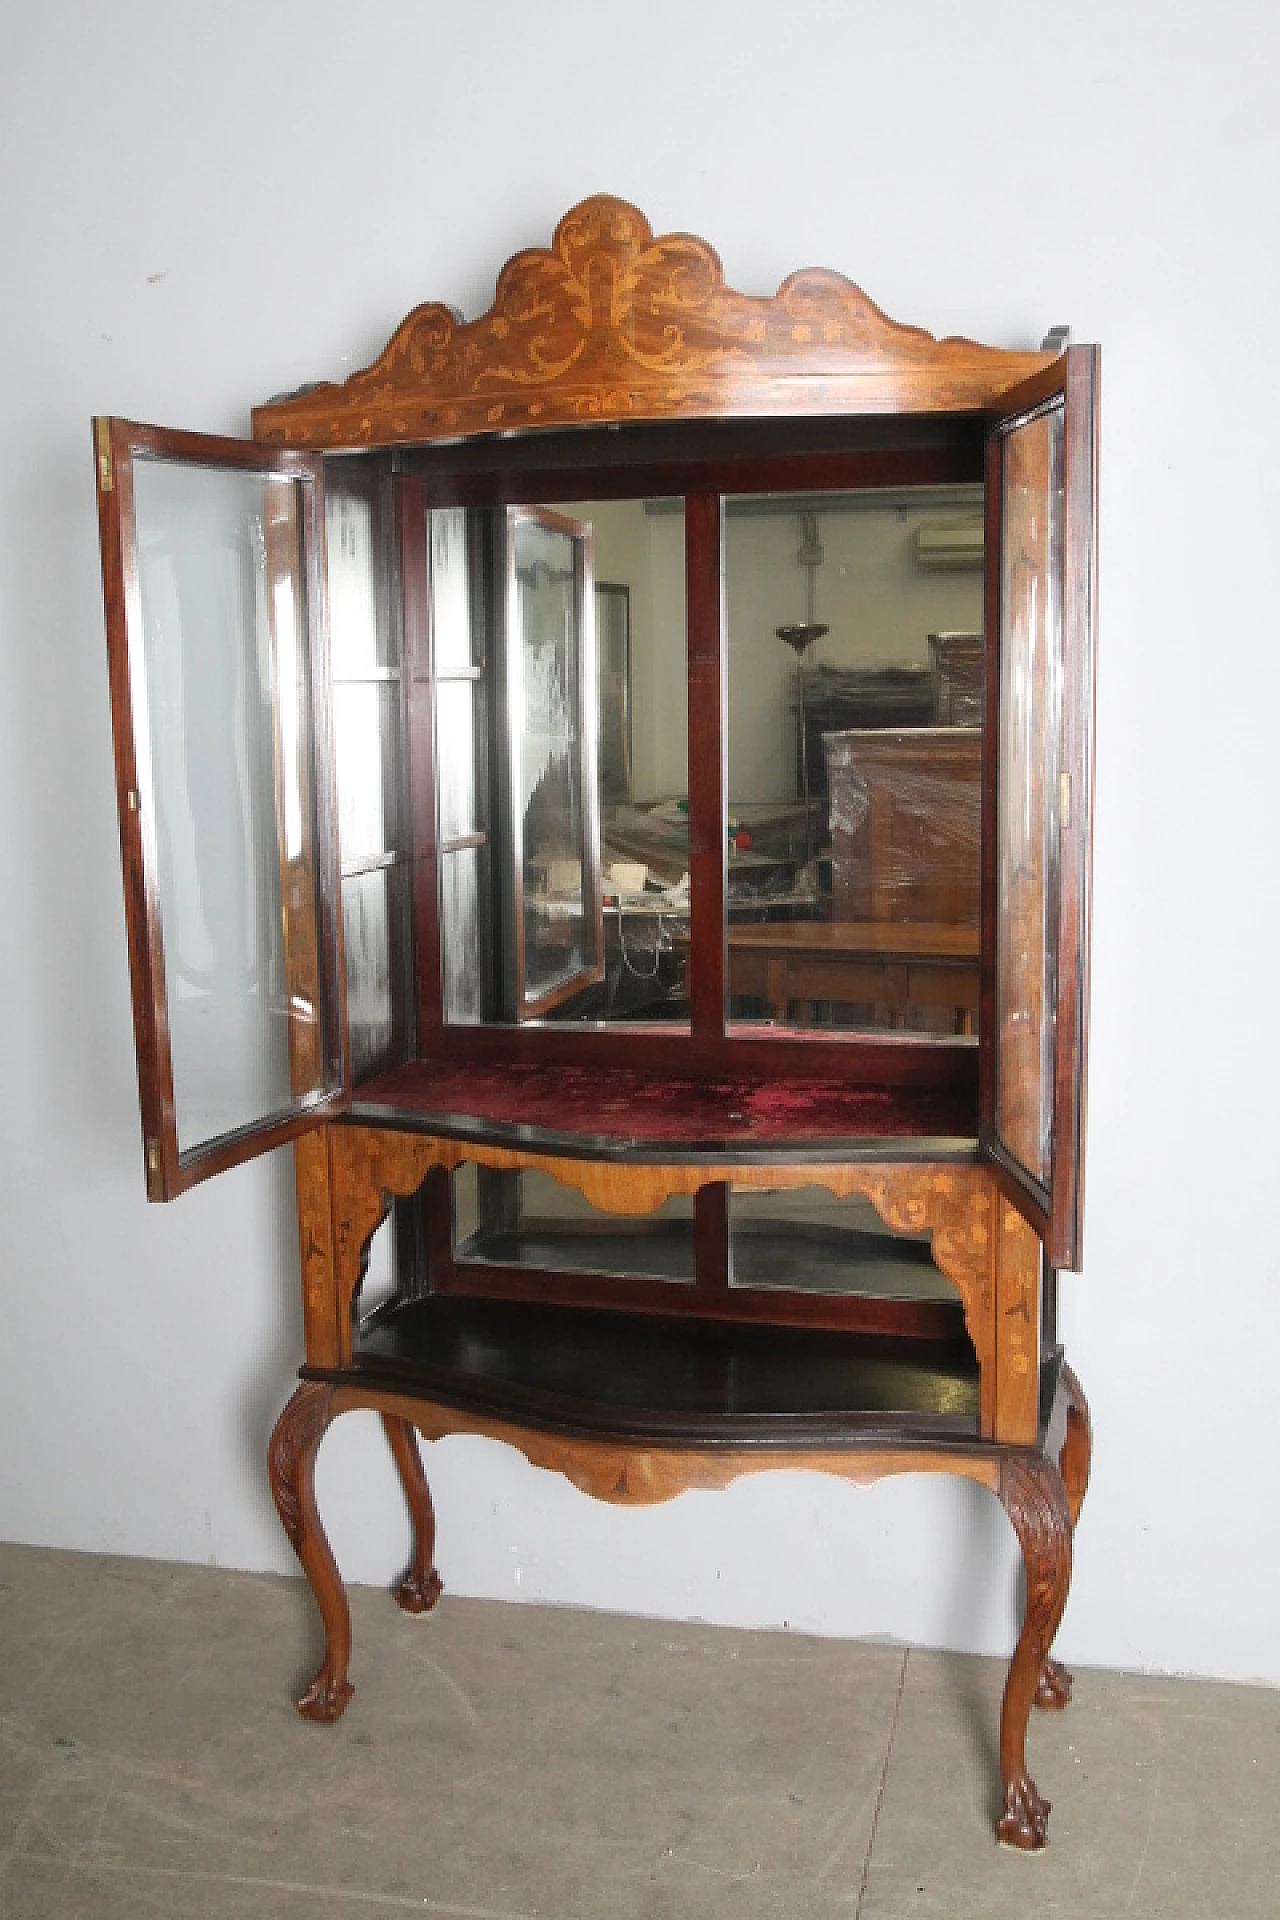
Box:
[252,195,1055,450]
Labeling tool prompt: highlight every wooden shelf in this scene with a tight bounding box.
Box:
[342,1295,981,1444]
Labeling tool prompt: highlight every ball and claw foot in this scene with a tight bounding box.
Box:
[296,1672,355,1723]
[997,1771,1051,1851]
[1035,1656,1074,1711]
[394,1567,444,1615]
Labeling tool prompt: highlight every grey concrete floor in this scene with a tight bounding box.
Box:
[0,1543,1275,1918]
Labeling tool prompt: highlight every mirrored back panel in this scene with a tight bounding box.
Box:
[452,1164,697,1285]
[728,1185,956,1302]
[723,488,984,1039]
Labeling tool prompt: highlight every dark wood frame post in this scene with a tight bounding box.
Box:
[685,491,726,1047]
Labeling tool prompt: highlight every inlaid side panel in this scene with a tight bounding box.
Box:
[994,1198,1041,1446]
[295,1129,342,1369]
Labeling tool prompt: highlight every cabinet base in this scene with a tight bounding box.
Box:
[268,1359,1090,1851]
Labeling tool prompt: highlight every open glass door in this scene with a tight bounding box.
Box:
[500,506,604,1020]
[95,418,348,1199]
[979,348,1098,1269]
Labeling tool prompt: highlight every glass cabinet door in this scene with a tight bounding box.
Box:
[980,349,1098,1269]
[501,507,604,1019]
[95,419,347,1199]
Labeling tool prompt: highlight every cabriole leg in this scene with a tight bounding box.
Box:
[268,1381,354,1723]
[996,1454,1072,1849]
[382,1413,444,1614]
[1036,1363,1092,1711]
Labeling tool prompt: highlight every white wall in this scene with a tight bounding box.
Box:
[2,0,1278,1685]
[557,498,691,802]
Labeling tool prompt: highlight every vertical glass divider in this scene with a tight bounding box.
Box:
[398,475,443,1041]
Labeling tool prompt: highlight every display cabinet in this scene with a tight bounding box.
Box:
[93,196,1098,1851]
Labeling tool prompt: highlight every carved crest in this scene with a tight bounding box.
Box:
[253,195,1053,448]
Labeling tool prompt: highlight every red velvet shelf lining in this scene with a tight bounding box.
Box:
[350,1061,976,1149]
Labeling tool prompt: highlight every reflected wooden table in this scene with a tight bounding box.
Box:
[727,920,979,1030]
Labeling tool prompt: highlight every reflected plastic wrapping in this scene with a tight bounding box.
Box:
[928,632,984,727]
[601,884,690,1018]
[824,727,982,927]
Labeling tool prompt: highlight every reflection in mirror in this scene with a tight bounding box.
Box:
[508,510,598,1016]
[723,487,984,1038]
[596,583,631,804]
[451,1163,696,1283]
[728,1186,956,1300]
[432,499,688,1028]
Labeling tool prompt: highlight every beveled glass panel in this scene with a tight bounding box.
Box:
[333,680,403,865]
[326,469,395,677]
[723,488,984,1038]
[511,514,594,1012]
[342,864,405,1080]
[431,507,476,672]
[435,678,478,844]
[132,457,332,1158]
[995,405,1066,1184]
[440,846,482,1024]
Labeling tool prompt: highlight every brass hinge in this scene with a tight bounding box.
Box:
[145,1137,163,1201]
[1060,771,1072,831]
[96,418,114,492]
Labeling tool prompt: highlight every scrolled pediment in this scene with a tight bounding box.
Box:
[253,195,1053,448]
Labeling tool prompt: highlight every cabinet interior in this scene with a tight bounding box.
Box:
[318,421,1007,1364]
